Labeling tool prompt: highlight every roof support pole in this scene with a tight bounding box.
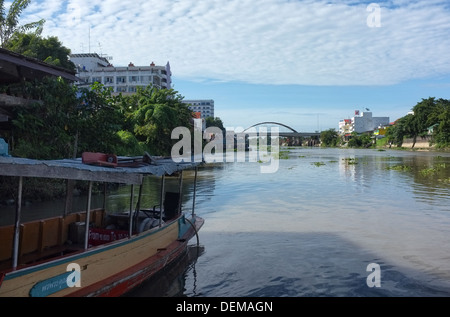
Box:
[178,171,183,215]
[83,181,93,250]
[133,184,143,233]
[128,185,134,237]
[12,176,23,269]
[159,175,165,227]
[192,167,198,217]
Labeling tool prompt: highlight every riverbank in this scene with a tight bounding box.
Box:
[375,135,449,152]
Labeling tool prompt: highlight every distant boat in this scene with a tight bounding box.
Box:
[0,153,204,297]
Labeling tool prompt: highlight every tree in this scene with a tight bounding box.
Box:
[385,115,411,147]
[206,117,225,131]
[74,83,126,156]
[408,97,439,148]
[5,32,75,71]
[347,132,373,148]
[11,77,79,159]
[320,128,339,147]
[0,0,45,47]
[432,98,450,148]
[122,85,194,156]
[11,79,126,159]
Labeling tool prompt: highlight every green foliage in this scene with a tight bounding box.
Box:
[10,78,127,159]
[385,97,449,149]
[115,130,146,156]
[320,128,339,147]
[122,85,194,156]
[432,99,450,148]
[386,165,412,172]
[347,132,373,148]
[0,0,45,47]
[206,117,225,131]
[5,32,75,71]
[72,83,126,156]
[11,77,78,159]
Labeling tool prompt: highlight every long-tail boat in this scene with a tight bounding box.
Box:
[0,153,204,297]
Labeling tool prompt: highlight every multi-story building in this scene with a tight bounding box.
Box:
[339,111,390,134]
[182,99,215,119]
[69,53,172,94]
[339,119,352,135]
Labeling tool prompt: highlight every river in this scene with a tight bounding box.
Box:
[2,147,450,297]
[125,147,450,297]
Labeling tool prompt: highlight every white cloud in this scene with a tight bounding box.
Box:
[21,0,450,86]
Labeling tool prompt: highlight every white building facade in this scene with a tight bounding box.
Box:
[70,53,172,93]
[182,99,215,119]
[339,111,390,134]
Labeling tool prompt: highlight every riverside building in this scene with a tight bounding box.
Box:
[69,53,172,94]
[181,99,215,119]
[339,110,390,134]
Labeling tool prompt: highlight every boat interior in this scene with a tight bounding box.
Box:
[0,208,105,271]
[0,191,181,272]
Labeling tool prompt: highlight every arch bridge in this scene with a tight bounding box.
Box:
[242,121,321,138]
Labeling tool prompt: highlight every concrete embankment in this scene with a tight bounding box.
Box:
[401,136,434,149]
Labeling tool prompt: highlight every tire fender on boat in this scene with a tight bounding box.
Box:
[138,218,153,233]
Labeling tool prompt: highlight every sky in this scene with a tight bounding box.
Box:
[15,0,450,132]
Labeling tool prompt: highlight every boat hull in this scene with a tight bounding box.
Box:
[0,214,204,297]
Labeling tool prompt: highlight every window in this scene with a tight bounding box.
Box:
[117,76,126,84]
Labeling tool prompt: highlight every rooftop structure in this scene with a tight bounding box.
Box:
[70,53,172,93]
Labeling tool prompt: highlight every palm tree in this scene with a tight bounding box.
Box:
[0,0,44,47]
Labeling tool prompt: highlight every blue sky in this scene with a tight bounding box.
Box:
[16,0,450,132]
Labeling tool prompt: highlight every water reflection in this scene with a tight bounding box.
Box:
[1,148,450,297]
[123,245,205,297]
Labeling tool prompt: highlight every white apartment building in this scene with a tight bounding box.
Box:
[339,111,390,134]
[69,53,172,94]
[182,99,215,119]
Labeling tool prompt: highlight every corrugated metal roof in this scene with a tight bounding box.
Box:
[0,156,202,185]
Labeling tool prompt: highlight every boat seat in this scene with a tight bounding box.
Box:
[151,191,180,221]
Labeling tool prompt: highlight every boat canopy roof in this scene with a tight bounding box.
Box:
[0,156,202,185]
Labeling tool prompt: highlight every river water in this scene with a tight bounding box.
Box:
[2,147,450,297]
[124,147,450,297]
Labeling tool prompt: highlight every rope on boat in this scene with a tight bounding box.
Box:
[184,217,200,247]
